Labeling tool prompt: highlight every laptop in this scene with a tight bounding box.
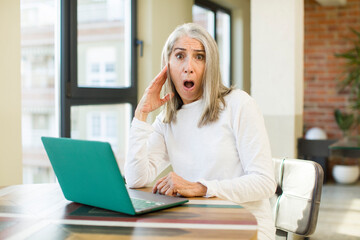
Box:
[41,137,188,215]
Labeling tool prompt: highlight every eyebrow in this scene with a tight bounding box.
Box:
[173,47,205,52]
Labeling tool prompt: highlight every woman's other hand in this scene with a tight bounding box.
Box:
[135,66,174,122]
[152,172,207,197]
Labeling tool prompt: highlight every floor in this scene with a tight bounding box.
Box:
[310,181,360,240]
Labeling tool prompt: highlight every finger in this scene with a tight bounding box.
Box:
[155,65,168,82]
[162,179,175,196]
[152,183,159,194]
[150,66,168,88]
[165,187,176,197]
[176,189,186,197]
[152,177,164,193]
[159,184,170,195]
[159,92,174,105]
[157,178,168,192]
[152,176,166,193]
[158,174,173,195]
[156,180,169,195]
[150,65,167,84]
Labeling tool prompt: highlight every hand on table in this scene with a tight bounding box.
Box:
[152,172,207,197]
[135,65,174,122]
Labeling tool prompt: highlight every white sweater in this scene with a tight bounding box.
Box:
[125,89,277,240]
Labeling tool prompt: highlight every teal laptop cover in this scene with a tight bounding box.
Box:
[41,137,136,215]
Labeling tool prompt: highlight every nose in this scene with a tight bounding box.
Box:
[184,57,194,74]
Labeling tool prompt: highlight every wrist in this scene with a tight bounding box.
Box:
[195,182,207,196]
[135,110,148,122]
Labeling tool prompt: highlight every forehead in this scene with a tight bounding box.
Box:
[173,36,204,50]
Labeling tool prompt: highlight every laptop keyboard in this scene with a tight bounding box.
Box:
[131,197,164,211]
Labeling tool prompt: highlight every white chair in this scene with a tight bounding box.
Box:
[271,158,324,240]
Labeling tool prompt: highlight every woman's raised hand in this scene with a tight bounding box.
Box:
[135,66,174,122]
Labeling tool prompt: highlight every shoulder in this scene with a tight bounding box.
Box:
[223,90,265,130]
[153,109,176,133]
[222,89,262,121]
[224,89,254,107]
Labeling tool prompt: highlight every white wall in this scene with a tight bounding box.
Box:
[251,0,304,158]
[0,0,23,185]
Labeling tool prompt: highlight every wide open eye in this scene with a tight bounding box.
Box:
[175,53,184,60]
[196,54,205,61]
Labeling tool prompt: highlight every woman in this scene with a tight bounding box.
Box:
[125,23,277,240]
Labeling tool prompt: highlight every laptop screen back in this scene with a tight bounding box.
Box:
[41,137,136,215]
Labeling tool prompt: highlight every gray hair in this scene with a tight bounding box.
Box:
[161,23,232,126]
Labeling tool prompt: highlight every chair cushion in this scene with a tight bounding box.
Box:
[271,158,323,236]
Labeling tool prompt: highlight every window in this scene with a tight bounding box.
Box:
[21,0,57,184]
[193,0,231,87]
[61,0,137,172]
[105,63,115,72]
[32,114,50,130]
[20,0,136,183]
[192,5,214,37]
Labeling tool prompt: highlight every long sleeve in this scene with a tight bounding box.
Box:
[125,90,276,239]
[124,117,170,188]
[199,96,277,204]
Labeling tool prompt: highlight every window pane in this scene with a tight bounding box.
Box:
[71,104,131,172]
[77,0,131,88]
[216,11,231,87]
[21,0,57,183]
[192,5,215,38]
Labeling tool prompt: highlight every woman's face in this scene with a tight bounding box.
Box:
[169,36,205,105]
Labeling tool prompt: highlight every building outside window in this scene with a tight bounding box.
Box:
[21,0,57,183]
[84,47,117,87]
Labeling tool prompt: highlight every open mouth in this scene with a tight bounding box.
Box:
[183,80,194,89]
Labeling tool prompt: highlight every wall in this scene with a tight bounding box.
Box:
[0,0,23,185]
[251,0,304,158]
[304,0,360,139]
